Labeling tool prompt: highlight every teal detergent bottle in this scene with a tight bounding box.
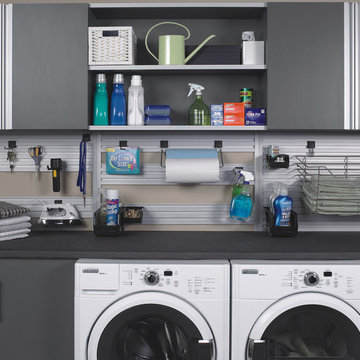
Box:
[230,170,254,220]
[93,74,109,125]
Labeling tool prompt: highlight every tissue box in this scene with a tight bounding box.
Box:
[245,108,266,126]
[106,147,140,174]
[242,41,265,65]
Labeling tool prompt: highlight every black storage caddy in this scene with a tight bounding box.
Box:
[266,154,290,169]
[122,206,144,224]
[264,207,298,237]
[93,209,124,236]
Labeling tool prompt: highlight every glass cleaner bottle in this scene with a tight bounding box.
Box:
[187,83,210,125]
[230,170,254,221]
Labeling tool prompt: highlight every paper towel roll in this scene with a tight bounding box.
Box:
[165,149,220,183]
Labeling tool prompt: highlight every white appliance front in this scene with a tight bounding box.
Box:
[231,261,360,360]
[75,260,230,360]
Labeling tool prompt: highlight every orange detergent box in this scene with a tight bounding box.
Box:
[223,102,245,114]
[223,103,245,125]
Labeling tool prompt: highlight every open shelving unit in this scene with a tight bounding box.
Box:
[88,2,268,130]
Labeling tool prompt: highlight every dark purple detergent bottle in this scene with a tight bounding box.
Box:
[110,74,127,125]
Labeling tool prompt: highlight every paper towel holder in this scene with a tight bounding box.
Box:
[160,140,168,167]
[160,140,224,168]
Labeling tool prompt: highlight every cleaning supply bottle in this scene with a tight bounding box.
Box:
[93,74,109,125]
[230,169,254,220]
[110,74,126,125]
[127,75,144,126]
[187,83,210,125]
[106,189,120,226]
[273,184,293,226]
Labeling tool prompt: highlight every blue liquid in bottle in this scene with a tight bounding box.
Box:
[230,195,253,220]
[110,74,127,125]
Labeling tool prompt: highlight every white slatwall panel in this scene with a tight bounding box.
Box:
[0,134,93,172]
[96,132,255,225]
[262,133,360,231]
[101,164,254,185]
[131,203,253,225]
[100,132,255,152]
[0,197,93,219]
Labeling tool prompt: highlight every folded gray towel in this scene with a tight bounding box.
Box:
[0,201,30,219]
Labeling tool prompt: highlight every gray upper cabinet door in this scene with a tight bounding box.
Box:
[267,3,345,130]
[12,4,88,129]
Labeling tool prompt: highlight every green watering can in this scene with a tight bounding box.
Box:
[145,22,216,65]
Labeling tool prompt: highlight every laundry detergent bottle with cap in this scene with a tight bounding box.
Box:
[230,170,254,221]
[273,184,293,226]
[187,83,210,125]
[110,74,126,125]
[128,75,144,126]
[93,74,109,125]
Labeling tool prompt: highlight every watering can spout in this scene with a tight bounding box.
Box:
[185,35,216,64]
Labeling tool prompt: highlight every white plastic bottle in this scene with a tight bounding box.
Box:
[127,75,144,126]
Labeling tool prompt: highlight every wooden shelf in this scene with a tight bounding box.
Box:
[89,125,267,131]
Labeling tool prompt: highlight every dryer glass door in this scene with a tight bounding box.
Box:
[247,295,360,360]
[89,303,214,360]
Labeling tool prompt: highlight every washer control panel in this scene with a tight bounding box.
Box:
[119,263,228,298]
[235,263,360,299]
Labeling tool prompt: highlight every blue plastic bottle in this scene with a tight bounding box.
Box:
[230,170,254,221]
[110,74,127,125]
[274,186,293,226]
[93,74,109,126]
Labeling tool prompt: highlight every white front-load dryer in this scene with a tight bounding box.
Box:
[231,260,360,360]
[75,260,230,360]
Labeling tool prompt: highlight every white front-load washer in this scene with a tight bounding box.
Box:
[75,260,230,360]
[231,260,360,360]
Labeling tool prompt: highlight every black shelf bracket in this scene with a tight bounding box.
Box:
[82,133,91,142]
[119,140,128,148]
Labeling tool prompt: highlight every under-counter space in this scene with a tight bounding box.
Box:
[0,231,358,260]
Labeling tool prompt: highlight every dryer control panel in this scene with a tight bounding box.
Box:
[234,263,360,299]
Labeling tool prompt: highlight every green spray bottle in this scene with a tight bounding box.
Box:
[93,74,109,126]
[187,83,210,125]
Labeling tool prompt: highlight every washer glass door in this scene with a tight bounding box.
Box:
[247,294,360,360]
[89,302,214,360]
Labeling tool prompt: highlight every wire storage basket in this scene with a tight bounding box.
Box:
[89,27,137,65]
[294,155,360,216]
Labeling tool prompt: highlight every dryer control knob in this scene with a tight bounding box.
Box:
[144,271,160,286]
[304,272,320,286]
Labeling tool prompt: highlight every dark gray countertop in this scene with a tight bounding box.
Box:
[0,231,358,260]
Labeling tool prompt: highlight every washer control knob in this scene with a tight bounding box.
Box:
[144,271,160,286]
[304,272,320,286]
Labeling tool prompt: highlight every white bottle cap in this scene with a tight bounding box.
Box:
[113,74,124,84]
[106,189,119,200]
[131,75,142,86]
[96,74,107,84]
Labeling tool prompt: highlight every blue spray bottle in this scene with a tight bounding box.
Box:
[230,170,254,221]
[110,74,127,125]
[273,184,293,226]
